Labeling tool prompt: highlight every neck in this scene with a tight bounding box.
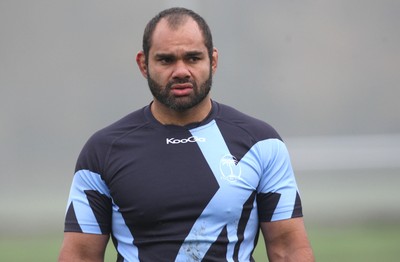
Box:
[151,97,212,126]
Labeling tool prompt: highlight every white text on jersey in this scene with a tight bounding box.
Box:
[166,136,206,144]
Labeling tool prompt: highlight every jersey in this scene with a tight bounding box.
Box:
[64,100,303,262]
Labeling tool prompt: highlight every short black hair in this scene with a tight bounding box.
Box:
[142,7,214,64]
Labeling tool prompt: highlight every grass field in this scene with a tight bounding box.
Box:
[1,224,399,261]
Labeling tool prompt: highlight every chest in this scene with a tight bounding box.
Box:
[104,129,261,227]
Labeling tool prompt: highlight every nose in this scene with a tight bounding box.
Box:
[171,60,190,79]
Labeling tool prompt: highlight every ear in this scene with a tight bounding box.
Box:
[136,51,148,78]
[211,47,218,75]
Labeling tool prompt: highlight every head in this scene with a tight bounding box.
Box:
[136,7,218,112]
[142,7,214,65]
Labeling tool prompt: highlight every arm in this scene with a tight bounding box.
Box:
[260,217,314,262]
[58,232,109,262]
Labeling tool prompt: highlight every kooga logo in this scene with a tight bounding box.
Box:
[166,136,206,144]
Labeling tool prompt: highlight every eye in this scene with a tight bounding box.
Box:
[156,55,175,65]
[159,57,173,64]
[187,56,201,63]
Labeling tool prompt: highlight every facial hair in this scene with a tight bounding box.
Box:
[147,70,212,112]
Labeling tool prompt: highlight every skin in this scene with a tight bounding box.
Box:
[261,218,315,261]
[136,18,218,126]
[58,16,314,262]
[58,232,108,262]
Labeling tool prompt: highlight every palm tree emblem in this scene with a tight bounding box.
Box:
[219,154,241,182]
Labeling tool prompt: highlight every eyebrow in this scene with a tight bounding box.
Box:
[185,51,204,57]
[154,53,175,60]
[154,51,205,59]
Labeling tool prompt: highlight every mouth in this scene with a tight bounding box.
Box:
[170,83,193,96]
[171,83,193,89]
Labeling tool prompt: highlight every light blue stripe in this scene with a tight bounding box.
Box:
[67,169,111,234]
[175,121,260,261]
[69,169,138,260]
[74,169,111,197]
[112,205,138,261]
[253,139,299,221]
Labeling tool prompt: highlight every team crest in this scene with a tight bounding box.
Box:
[219,154,242,182]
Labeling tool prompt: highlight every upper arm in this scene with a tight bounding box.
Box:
[260,217,314,262]
[257,139,303,222]
[58,232,110,262]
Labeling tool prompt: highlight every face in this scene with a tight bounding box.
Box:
[137,18,218,112]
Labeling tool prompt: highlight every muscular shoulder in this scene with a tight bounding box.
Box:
[92,107,149,143]
[75,106,150,174]
[213,102,282,142]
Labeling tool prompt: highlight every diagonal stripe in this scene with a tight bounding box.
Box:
[68,169,138,259]
[233,191,256,261]
[67,170,110,234]
[112,207,139,261]
[174,121,259,261]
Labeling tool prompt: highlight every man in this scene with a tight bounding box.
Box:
[58,7,314,262]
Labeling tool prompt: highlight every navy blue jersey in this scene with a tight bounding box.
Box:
[64,101,302,261]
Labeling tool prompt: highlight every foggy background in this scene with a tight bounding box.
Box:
[1,0,399,240]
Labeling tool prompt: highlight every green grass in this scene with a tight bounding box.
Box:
[308,225,400,262]
[1,225,399,261]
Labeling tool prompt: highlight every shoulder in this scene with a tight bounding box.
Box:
[86,106,149,149]
[213,101,282,142]
[92,106,149,142]
[75,106,150,173]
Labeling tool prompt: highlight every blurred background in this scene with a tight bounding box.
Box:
[1,0,399,261]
